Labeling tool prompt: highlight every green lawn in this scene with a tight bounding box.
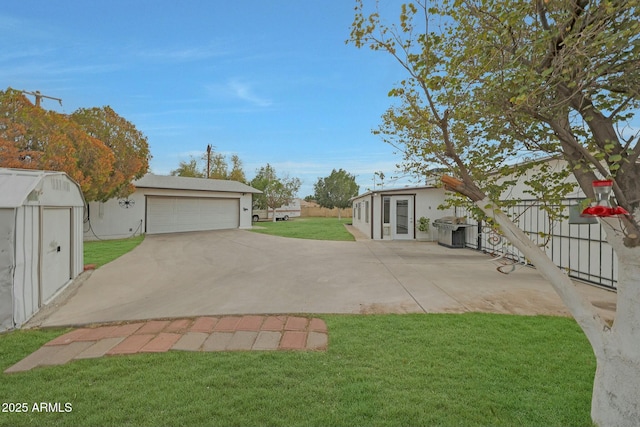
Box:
[83,235,145,267]
[0,314,595,426]
[250,217,355,241]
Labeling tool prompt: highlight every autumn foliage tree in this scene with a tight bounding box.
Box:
[70,105,151,199]
[0,88,150,201]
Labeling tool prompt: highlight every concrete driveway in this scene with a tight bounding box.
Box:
[33,229,616,327]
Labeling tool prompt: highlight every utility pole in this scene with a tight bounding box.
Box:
[206,144,212,179]
[21,90,62,108]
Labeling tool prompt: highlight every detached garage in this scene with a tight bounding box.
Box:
[146,196,240,234]
[0,168,85,331]
[85,174,261,240]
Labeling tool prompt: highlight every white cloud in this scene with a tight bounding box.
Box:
[138,44,229,62]
[206,79,273,108]
[227,80,273,107]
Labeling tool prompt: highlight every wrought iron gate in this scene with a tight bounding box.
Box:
[456,199,617,290]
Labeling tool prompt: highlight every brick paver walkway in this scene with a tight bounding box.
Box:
[5,315,328,374]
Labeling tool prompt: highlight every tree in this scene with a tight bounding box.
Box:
[173,150,246,182]
[314,169,359,219]
[70,106,150,200]
[208,153,228,179]
[250,164,301,222]
[229,154,247,183]
[0,89,116,201]
[170,157,205,178]
[350,1,640,425]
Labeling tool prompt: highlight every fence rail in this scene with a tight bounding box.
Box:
[301,206,352,218]
[456,199,617,290]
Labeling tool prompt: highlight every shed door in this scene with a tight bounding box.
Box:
[146,196,239,234]
[391,196,414,240]
[41,208,71,304]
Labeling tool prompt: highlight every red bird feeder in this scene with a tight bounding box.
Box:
[581,180,629,217]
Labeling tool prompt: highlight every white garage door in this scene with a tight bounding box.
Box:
[146,197,239,234]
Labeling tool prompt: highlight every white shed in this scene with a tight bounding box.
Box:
[351,186,453,240]
[0,168,85,331]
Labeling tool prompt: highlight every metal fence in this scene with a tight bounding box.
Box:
[456,199,618,290]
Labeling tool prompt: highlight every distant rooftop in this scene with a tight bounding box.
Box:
[134,174,262,194]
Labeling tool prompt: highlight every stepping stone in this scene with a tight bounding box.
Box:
[172,332,209,351]
[6,316,329,372]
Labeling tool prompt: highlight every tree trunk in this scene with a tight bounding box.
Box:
[477,199,640,426]
[337,208,342,220]
[473,198,607,352]
[592,341,640,427]
[271,207,277,222]
[591,223,640,427]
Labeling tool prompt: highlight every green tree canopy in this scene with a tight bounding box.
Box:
[172,149,246,182]
[170,157,204,178]
[314,169,359,218]
[250,164,301,221]
[228,154,247,183]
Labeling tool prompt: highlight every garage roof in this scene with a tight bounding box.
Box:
[0,168,67,208]
[134,174,262,194]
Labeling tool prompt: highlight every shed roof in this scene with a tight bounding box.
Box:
[351,185,441,201]
[0,168,78,208]
[134,174,262,194]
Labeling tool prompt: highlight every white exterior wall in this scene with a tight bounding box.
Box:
[352,194,374,238]
[0,171,85,331]
[0,208,15,331]
[238,193,254,228]
[71,206,84,278]
[413,188,450,241]
[85,192,146,240]
[85,189,255,240]
[12,205,40,326]
[502,158,585,199]
[352,187,452,240]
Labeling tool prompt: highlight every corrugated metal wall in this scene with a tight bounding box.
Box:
[72,206,84,277]
[12,205,40,327]
[0,209,15,331]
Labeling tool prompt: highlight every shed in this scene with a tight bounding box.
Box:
[0,168,85,331]
[351,186,453,241]
[85,174,262,240]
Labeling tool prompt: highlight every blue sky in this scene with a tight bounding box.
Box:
[1,1,415,197]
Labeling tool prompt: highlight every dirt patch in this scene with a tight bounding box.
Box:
[592,300,617,311]
[359,302,422,314]
[459,288,579,317]
[459,289,616,322]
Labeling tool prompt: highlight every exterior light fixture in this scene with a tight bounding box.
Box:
[581,180,629,217]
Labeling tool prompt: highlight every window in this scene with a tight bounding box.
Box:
[365,201,369,223]
[383,197,390,224]
[396,199,409,234]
